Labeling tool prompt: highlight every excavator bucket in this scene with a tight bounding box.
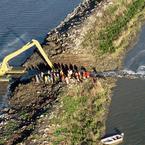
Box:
[6,67,26,75]
[0,67,26,82]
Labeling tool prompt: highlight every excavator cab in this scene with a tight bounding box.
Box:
[0,39,53,82]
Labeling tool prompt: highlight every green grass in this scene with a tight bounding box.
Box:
[0,120,20,144]
[107,5,118,14]
[49,1,145,144]
[99,0,145,53]
[49,81,107,145]
[62,96,81,117]
[4,120,19,136]
[0,139,5,145]
[19,111,31,121]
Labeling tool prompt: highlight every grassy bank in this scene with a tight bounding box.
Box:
[98,0,145,53]
[49,81,108,144]
[81,0,145,71]
[3,0,145,145]
[41,0,145,144]
[27,79,115,145]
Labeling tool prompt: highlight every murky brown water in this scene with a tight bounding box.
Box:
[106,25,145,145]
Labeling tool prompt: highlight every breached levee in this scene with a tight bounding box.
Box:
[0,1,111,144]
[2,0,145,144]
[23,0,109,68]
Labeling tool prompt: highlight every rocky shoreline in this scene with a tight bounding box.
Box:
[0,0,109,144]
[1,0,145,144]
[0,81,64,144]
[24,0,111,67]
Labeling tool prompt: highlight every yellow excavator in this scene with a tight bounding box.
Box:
[0,39,53,81]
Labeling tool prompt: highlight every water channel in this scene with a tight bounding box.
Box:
[0,0,81,109]
[106,25,145,145]
[1,1,145,143]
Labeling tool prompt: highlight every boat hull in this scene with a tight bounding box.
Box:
[101,133,124,145]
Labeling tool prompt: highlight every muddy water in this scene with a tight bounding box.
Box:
[106,25,145,145]
[0,0,81,109]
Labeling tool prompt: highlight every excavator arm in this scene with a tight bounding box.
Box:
[0,39,53,77]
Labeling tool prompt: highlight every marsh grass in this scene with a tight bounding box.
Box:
[47,80,110,145]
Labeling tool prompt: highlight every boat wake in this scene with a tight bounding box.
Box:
[97,65,145,80]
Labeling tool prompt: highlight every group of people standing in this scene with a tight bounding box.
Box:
[34,63,97,84]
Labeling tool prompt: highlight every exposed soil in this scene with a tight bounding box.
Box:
[0,0,145,144]
[0,82,9,96]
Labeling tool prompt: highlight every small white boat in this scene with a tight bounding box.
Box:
[101,133,124,145]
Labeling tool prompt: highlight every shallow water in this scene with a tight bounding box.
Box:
[106,25,145,145]
[0,0,81,109]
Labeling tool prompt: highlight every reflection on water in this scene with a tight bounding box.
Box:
[124,25,145,71]
[106,78,145,145]
[106,25,145,144]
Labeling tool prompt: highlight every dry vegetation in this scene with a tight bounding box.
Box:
[2,0,145,145]
[81,0,145,71]
[24,78,115,145]
[21,0,145,145]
